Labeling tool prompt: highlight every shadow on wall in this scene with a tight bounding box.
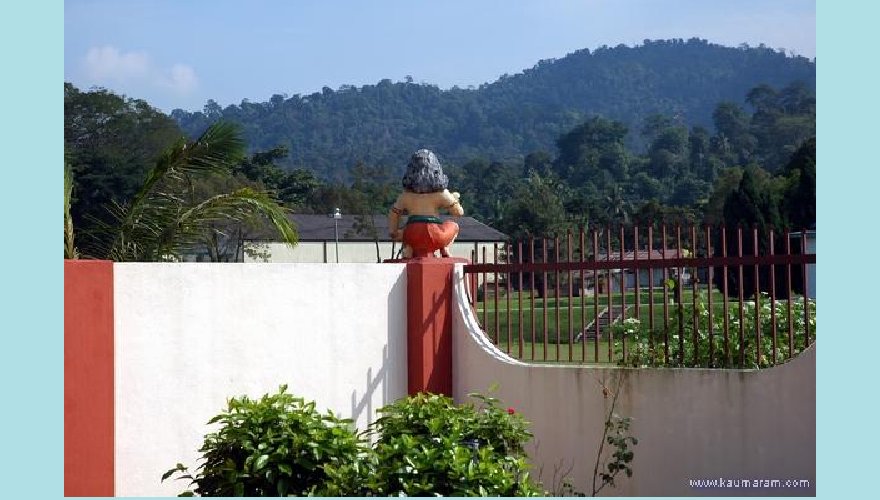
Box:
[350,269,407,426]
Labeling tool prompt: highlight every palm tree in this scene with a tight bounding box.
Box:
[94,121,297,261]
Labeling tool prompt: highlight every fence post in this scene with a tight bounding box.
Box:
[405,257,469,395]
[65,260,115,497]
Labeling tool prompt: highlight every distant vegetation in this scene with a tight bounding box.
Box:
[65,38,815,261]
[170,38,814,179]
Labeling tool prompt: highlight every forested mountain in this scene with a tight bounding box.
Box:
[170,38,815,180]
[66,38,815,263]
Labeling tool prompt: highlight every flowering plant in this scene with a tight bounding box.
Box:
[612,292,815,368]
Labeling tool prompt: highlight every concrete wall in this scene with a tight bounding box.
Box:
[451,266,816,497]
[112,263,408,497]
[65,261,115,496]
[244,241,501,264]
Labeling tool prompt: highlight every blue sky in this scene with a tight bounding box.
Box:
[64,0,816,113]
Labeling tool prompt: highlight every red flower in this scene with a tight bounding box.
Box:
[507,407,515,415]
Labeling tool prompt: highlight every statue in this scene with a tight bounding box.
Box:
[388,149,464,258]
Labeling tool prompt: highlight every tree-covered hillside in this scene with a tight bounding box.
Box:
[66,39,815,263]
[170,39,815,180]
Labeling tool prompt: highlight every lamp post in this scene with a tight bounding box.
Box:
[331,207,342,263]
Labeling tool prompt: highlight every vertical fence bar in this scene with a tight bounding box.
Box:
[676,225,685,365]
[580,227,587,362]
[753,227,762,366]
[721,226,730,366]
[468,251,476,311]
[648,225,655,354]
[543,238,549,361]
[769,229,778,365]
[530,237,536,361]
[493,244,500,344]
[482,246,488,333]
[567,229,574,362]
[737,226,746,368]
[593,229,600,362]
[606,227,614,363]
[801,229,811,349]
[706,225,714,367]
[785,230,794,360]
[555,234,562,362]
[506,242,512,355]
[633,226,640,329]
[619,225,627,363]
[518,240,524,359]
[662,224,670,365]
[691,225,699,366]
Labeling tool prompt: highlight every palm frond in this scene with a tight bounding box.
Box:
[64,163,78,259]
[124,122,246,231]
[107,122,249,260]
[156,188,298,257]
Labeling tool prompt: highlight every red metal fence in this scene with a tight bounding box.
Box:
[464,225,816,368]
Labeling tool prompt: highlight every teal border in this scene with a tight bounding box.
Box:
[0,0,64,498]
[817,2,872,499]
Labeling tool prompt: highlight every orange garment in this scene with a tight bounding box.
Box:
[403,220,459,256]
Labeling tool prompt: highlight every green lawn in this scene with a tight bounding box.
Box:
[472,288,750,363]
[490,338,615,364]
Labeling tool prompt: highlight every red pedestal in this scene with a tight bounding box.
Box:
[403,257,468,395]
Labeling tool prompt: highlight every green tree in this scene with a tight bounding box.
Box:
[646,125,688,178]
[780,137,816,229]
[702,167,743,225]
[500,172,568,239]
[716,166,787,298]
[65,83,184,256]
[555,117,629,187]
[345,162,397,262]
[96,122,298,262]
[711,102,755,165]
[748,82,816,172]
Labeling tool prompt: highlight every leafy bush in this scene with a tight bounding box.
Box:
[162,385,364,496]
[164,388,544,496]
[613,293,816,368]
[325,392,543,497]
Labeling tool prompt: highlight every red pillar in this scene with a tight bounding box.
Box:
[405,257,467,395]
[65,260,115,497]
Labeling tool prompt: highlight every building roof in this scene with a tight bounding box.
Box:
[246,214,508,242]
[595,249,684,260]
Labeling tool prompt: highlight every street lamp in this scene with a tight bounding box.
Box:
[330,207,342,263]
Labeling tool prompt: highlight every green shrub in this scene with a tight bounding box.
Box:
[325,392,543,497]
[165,388,544,496]
[162,385,364,497]
[613,293,816,368]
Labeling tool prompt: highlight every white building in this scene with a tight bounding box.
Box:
[241,214,508,264]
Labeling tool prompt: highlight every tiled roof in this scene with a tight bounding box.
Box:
[245,214,508,242]
[595,249,684,260]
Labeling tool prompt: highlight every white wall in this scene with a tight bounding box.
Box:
[451,266,816,497]
[113,263,408,496]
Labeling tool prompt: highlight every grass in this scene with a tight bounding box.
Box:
[471,287,774,363]
[491,338,614,364]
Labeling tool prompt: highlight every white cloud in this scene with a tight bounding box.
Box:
[85,46,150,81]
[160,64,199,94]
[82,45,198,95]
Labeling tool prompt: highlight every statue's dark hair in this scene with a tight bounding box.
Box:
[401,149,448,193]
